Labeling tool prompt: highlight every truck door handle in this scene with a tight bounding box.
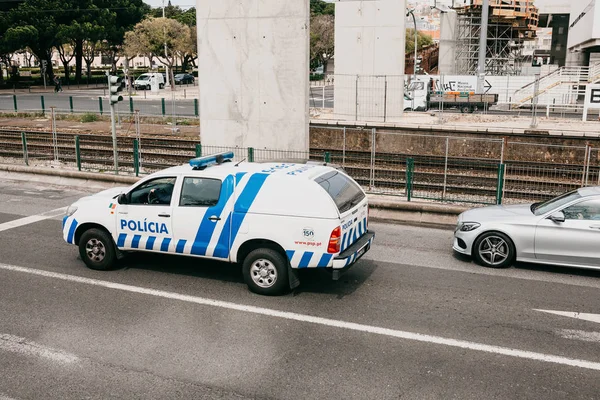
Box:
[158,213,170,218]
[209,216,221,222]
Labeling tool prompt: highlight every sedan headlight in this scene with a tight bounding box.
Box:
[459,222,481,232]
[66,205,78,217]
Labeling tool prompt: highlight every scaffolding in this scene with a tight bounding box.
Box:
[453,0,539,76]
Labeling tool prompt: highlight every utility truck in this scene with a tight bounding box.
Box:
[405,75,498,113]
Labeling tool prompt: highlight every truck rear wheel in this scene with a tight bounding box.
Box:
[242,248,289,296]
[460,105,470,113]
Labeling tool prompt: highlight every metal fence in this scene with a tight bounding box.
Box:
[2,126,600,205]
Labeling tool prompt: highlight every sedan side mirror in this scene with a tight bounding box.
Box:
[117,193,129,205]
[548,211,565,223]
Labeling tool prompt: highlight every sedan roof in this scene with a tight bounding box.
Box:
[578,186,600,197]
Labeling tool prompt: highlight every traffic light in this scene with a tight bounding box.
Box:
[108,75,123,104]
[415,57,422,74]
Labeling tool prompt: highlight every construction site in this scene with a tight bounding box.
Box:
[453,0,539,76]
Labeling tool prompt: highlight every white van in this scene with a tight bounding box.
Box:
[133,73,165,90]
[62,152,375,295]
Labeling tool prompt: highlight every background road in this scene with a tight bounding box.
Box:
[0,178,599,399]
[0,89,585,120]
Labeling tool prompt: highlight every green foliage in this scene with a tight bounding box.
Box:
[151,4,196,27]
[405,29,433,54]
[80,113,98,123]
[311,0,334,16]
[309,73,324,81]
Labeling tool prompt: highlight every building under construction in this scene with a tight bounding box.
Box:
[453,0,539,75]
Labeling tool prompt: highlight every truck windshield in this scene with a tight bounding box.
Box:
[315,171,365,214]
[407,81,424,91]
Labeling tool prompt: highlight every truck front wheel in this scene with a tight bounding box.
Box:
[78,228,116,271]
[242,248,289,296]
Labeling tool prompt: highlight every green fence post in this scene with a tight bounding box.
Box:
[75,135,81,171]
[98,97,103,115]
[195,144,202,157]
[496,163,505,205]
[21,132,28,166]
[161,98,166,116]
[13,95,17,112]
[194,99,199,117]
[133,139,140,177]
[248,147,254,162]
[69,96,74,113]
[40,95,45,115]
[129,97,134,114]
[324,151,331,163]
[406,158,414,202]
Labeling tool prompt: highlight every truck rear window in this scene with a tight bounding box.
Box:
[315,171,365,214]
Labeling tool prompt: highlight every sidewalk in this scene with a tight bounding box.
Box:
[0,163,469,227]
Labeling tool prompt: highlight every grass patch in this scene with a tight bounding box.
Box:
[80,113,99,123]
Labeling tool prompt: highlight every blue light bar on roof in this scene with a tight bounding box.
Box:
[189,151,234,169]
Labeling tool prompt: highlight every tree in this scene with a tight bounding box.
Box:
[123,17,193,90]
[405,29,433,54]
[310,14,334,73]
[95,0,151,72]
[311,0,334,16]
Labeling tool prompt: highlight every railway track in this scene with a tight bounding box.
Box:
[0,128,597,203]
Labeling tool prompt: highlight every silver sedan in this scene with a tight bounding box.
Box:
[453,186,600,270]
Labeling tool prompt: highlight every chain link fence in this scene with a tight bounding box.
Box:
[2,125,600,205]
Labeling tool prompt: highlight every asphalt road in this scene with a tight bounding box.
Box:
[1,178,600,399]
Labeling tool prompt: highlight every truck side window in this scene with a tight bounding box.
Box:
[129,177,176,206]
[179,177,221,207]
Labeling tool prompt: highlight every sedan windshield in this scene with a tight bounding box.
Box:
[532,190,582,215]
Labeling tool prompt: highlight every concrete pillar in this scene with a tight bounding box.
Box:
[334,0,407,122]
[196,1,309,152]
[439,11,457,75]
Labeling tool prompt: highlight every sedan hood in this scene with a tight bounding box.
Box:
[460,204,533,222]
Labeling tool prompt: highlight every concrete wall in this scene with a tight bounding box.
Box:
[536,0,570,14]
[438,11,457,75]
[567,2,598,51]
[196,1,309,152]
[333,0,407,122]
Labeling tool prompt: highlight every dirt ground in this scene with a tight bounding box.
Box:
[0,115,200,139]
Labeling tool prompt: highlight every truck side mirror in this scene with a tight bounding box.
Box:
[117,193,129,205]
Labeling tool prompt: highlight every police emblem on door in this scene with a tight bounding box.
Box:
[303,228,315,240]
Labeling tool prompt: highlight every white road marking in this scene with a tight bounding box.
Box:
[0,207,66,233]
[0,333,79,364]
[557,329,600,343]
[2,264,600,371]
[536,309,600,324]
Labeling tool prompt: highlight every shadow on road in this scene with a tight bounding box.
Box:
[115,252,376,297]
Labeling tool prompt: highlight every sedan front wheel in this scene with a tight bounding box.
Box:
[473,232,514,269]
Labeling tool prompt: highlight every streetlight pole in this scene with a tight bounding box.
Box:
[162,0,170,89]
[407,9,418,112]
[476,0,490,94]
[407,9,418,82]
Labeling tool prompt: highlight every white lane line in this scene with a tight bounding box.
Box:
[0,207,66,233]
[557,329,600,343]
[1,263,600,372]
[0,333,79,364]
[536,309,600,324]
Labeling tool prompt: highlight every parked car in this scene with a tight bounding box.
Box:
[174,73,195,85]
[453,186,600,271]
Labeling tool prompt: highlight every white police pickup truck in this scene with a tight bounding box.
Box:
[62,152,375,295]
